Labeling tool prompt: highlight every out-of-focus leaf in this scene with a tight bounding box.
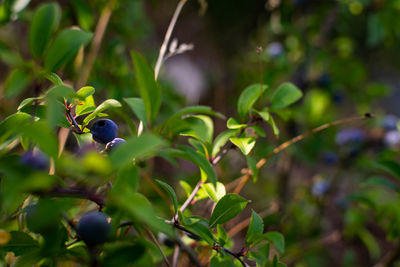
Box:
[0,231,38,256]
[216,224,228,247]
[17,97,42,111]
[227,117,247,129]
[109,190,173,236]
[45,28,93,72]
[361,176,398,192]
[209,193,248,228]
[131,51,161,123]
[179,181,192,198]
[20,121,58,158]
[102,242,146,266]
[166,105,225,122]
[246,210,264,246]
[29,3,61,59]
[271,82,302,110]
[110,133,166,167]
[4,68,32,98]
[83,99,121,126]
[238,84,268,119]
[112,164,139,194]
[0,112,31,144]
[210,254,235,267]
[71,0,94,31]
[230,137,255,155]
[10,249,41,267]
[124,97,147,128]
[167,146,217,185]
[373,160,400,179]
[155,179,178,214]
[358,229,380,259]
[264,231,285,253]
[44,72,63,86]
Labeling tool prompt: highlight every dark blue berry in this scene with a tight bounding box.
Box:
[90,119,118,144]
[20,150,49,171]
[105,138,126,152]
[335,128,365,146]
[77,211,111,246]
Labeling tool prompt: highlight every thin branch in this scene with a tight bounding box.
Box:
[179,180,203,213]
[231,113,373,194]
[154,0,188,79]
[145,228,171,267]
[76,0,115,88]
[172,245,181,267]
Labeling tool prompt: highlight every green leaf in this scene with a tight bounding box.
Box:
[182,216,214,245]
[110,133,166,167]
[361,176,398,192]
[230,137,256,155]
[167,146,217,186]
[256,110,279,136]
[246,155,259,182]
[358,229,380,259]
[76,86,95,99]
[238,84,268,119]
[131,51,161,123]
[246,210,264,246]
[71,0,94,31]
[210,254,235,267]
[181,115,213,143]
[124,97,147,128]
[271,82,302,110]
[76,95,95,116]
[83,99,121,126]
[179,181,192,198]
[0,112,31,144]
[20,121,58,158]
[44,72,63,86]
[4,68,33,98]
[0,231,38,256]
[45,85,76,129]
[216,224,228,247]
[211,129,239,157]
[109,190,173,236]
[264,231,285,254]
[167,105,225,121]
[18,97,42,111]
[155,179,178,214]
[227,117,247,129]
[112,165,140,194]
[102,242,146,266]
[45,28,93,72]
[11,249,41,267]
[209,193,248,228]
[203,182,226,202]
[373,160,400,179]
[29,3,61,59]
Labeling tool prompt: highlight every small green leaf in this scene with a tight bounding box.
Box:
[271,82,302,110]
[227,117,247,129]
[246,155,259,182]
[76,86,95,99]
[182,216,214,245]
[203,182,226,202]
[257,110,279,136]
[29,3,61,59]
[0,231,39,256]
[44,72,63,86]
[179,181,192,198]
[18,97,42,111]
[238,84,268,119]
[209,193,248,228]
[264,231,285,254]
[76,95,95,116]
[131,51,161,123]
[124,97,147,128]
[45,28,93,72]
[4,68,32,98]
[246,210,264,246]
[83,99,121,126]
[212,129,239,157]
[230,137,256,155]
[155,179,178,214]
[71,0,94,31]
[110,133,166,167]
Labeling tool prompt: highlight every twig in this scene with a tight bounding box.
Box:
[179,180,204,213]
[227,203,279,237]
[76,0,115,88]
[219,246,249,267]
[42,186,106,208]
[172,245,181,267]
[154,0,188,79]
[145,228,171,267]
[231,113,373,194]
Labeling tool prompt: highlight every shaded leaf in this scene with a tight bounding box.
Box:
[238,84,268,119]
[209,194,248,228]
[0,231,38,256]
[83,99,121,126]
[4,68,32,98]
[212,129,239,157]
[271,82,302,110]
[264,231,285,253]
[124,97,147,128]
[246,210,264,246]
[155,179,178,214]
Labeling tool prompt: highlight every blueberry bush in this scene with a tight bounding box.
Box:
[0,0,400,266]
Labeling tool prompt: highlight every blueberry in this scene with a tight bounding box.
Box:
[90,119,118,144]
[312,180,329,197]
[20,150,49,171]
[105,138,126,152]
[384,130,400,148]
[335,128,365,146]
[382,115,398,131]
[321,151,338,165]
[77,211,111,246]
[267,42,284,57]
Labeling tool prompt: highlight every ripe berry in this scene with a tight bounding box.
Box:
[77,211,111,246]
[105,138,126,152]
[90,119,118,144]
[20,150,49,171]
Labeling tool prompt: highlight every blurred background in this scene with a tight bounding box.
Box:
[2,0,400,266]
